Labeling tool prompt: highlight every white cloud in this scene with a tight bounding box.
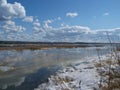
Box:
[32,18,42,32]
[33,27,43,33]
[43,20,53,29]
[43,25,91,41]
[0,0,26,20]
[103,12,109,16]
[0,16,119,42]
[33,21,40,27]
[33,27,40,31]
[61,23,70,27]
[1,24,120,42]
[40,25,120,42]
[23,16,33,22]
[1,20,26,32]
[44,20,53,24]
[66,12,78,18]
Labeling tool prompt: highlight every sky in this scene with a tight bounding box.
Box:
[0,0,120,42]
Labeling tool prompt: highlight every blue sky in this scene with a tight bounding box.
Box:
[10,0,120,29]
[0,0,120,42]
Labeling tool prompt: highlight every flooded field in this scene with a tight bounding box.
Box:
[0,47,110,90]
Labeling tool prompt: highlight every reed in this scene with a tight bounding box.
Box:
[96,32,120,90]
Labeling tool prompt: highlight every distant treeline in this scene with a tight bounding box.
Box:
[0,41,119,44]
[0,41,120,50]
[0,41,87,44]
[0,41,120,47]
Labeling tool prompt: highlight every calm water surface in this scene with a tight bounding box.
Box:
[0,47,110,90]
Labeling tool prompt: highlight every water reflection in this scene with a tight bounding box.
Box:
[0,47,109,90]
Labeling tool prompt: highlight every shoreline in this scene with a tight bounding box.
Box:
[1,41,119,50]
[0,45,103,51]
[34,54,111,90]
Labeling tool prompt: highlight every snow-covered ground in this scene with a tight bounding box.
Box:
[34,53,112,90]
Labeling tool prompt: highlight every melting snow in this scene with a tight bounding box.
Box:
[34,54,110,90]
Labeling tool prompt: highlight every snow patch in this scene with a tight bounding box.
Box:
[34,54,110,90]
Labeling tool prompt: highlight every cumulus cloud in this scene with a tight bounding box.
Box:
[43,20,53,29]
[40,25,120,42]
[32,17,61,33]
[66,12,78,18]
[1,20,26,32]
[0,0,26,20]
[33,27,43,33]
[1,23,120,42]
[33,21,40,27]
[23,16,33,22]
[32,19,43,33]
[33,27,40,31]
[43,25,92,42]
[0,15,119,42]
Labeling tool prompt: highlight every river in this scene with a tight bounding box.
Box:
[0,47,110,90]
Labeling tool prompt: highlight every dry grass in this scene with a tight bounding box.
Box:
[101,79,120,90]
[95,60,111,68]
[95,58,120,90]
[54,76,74,84]
[48,76,74,90]
[0,45,89,51]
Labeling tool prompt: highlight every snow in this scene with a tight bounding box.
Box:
[34,54,112,90]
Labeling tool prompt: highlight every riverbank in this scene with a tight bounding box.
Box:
[34,53,113,90]
[1,41,119,50]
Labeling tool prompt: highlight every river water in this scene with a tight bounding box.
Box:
[0,47,110,90]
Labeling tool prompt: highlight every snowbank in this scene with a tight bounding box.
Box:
[34,54,111,90]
